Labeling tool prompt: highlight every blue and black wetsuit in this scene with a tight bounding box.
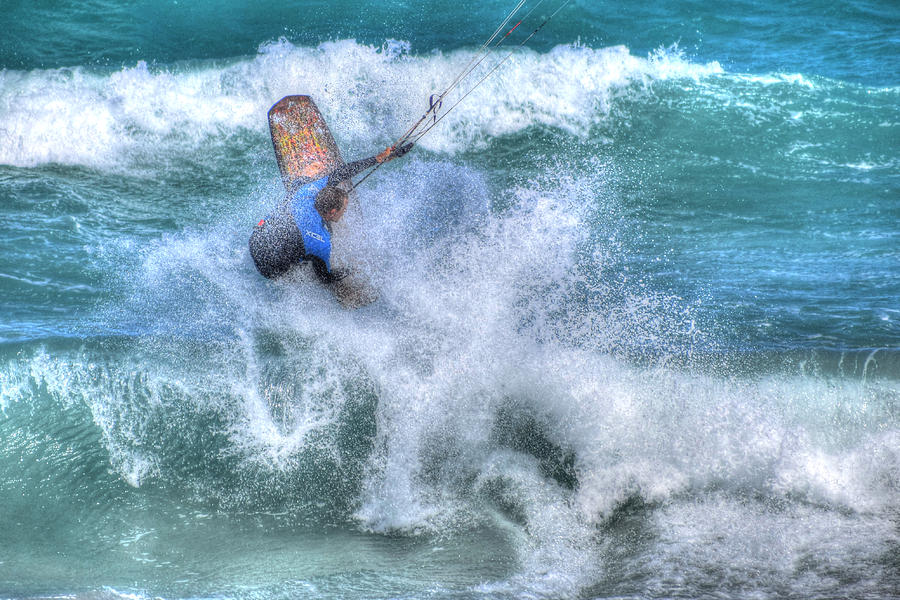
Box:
[249,156,378,283]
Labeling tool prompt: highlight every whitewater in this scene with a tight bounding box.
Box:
[1,1,898,599]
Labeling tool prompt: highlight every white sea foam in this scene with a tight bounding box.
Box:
[0,40,722,169]
[265,158,896,595]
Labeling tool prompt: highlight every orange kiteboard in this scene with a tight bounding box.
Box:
[268,95,344,191]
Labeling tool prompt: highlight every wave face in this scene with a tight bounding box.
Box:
[1,2,899,599]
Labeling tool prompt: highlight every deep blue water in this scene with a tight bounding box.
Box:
[1,1,898,599]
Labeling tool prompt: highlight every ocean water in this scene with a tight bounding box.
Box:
[1,1,898,598]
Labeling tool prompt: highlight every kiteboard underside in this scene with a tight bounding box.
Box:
[268,95,344,191]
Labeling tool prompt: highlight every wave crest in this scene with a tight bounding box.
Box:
[0,40,722,169]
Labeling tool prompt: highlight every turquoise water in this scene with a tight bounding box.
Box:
[1,1,898,598]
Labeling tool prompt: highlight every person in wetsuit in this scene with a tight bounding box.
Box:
[249,143,412,284]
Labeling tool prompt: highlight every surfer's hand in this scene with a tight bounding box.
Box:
[376,143,413,163]
[331,267,352,282]
[392,143,414,158]
[376,147,393,163]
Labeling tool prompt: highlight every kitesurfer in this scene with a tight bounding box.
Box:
[249,143,413,284]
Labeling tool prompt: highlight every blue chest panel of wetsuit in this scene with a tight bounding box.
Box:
[289,176,332,272]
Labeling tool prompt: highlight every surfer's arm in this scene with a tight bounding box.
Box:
[309,256,350,285]
[329,156,378,184]
[328,144,414,183]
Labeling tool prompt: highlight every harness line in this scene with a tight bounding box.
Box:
[387,0,530,153]
[408,0,572,145]
[351,0,570,190]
